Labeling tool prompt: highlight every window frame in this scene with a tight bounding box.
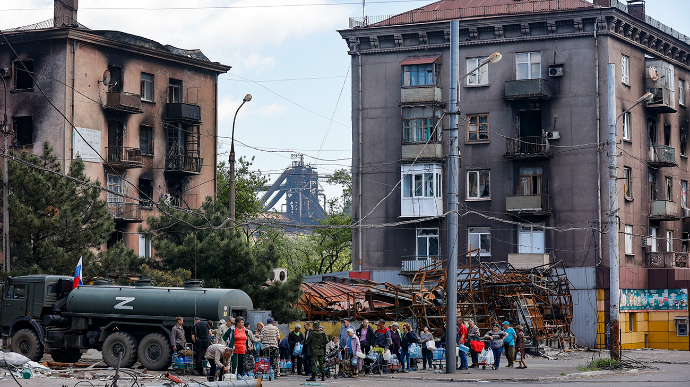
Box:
[416,228,440,259]
[402,63,439,87]
[682,180,688,208]
[140,72,155,102]
[466,57,489,86]
[679,79,686,106]
[667,230,674,252]
[403,169,441,198]
[107,175,124,204]
[665,176,673,201]
[468,227,491,256]
[13,59,34,91]
[624,225,634,255]
[466,113,489,142]
[622,111,631,141]
[139,233,152,259]
[169,79,182,103]
[402,107,441,143]
[516,52,541,80]
[12,116,33,147]
[621,54,630,85]
[139,125,154,156]
[650,227,659,253]
[466,170,491,200]
[623,166,633,200]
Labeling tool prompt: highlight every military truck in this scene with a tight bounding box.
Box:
[1,275,254,370]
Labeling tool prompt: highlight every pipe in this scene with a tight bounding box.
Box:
[595,28,603,265]
[214,74,219,200]
[70,39,76,171]
[357,48,363,272]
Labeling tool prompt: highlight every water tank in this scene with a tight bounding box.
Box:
[65,284,253,321]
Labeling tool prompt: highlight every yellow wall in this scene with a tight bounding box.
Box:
[596,289,689,350]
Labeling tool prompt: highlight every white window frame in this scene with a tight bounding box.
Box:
[466,57,489,86]
[139,233,152,258]
[667,230,674,252]
[518,225,545,254]
[466,170,490,200]
[624,225,633,255]
[401,164,443,217]
[622,111,631,140]
[416,228,439,259]
[651,227,658,252]
[623,166,633,200]
[468,227,491,256]
[141,72,154,102]
[621,54,630,85]
[680,79,686,106]
[516,52,541,80]
[107,175,123,204]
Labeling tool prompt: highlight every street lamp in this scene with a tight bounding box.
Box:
[229,94,252,220]
[1,75,10,273]
[608,86,652,360]
[446,22,502,374]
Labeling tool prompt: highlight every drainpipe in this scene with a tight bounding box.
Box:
[214,74,219,200]
[595,28,603,264]
[353,42,363,273]
[69,39,76,171]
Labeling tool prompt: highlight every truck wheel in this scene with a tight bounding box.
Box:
[103,332,138,368]
[51,349,83,363]
[11,329,44,361]
[137,333,172,371]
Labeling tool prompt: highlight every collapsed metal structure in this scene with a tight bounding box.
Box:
[298,258,576,348]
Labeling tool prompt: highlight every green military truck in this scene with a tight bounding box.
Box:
[1,275,254,370]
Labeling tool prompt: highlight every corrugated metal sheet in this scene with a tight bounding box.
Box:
[304,271,350,283]
[370,270,413,286]
[565,267,596,290]
[399,55,441,65]
[570,289,598,348]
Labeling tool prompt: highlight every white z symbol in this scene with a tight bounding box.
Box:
[114,297,135,310]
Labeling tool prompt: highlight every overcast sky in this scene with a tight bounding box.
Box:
[1,0,688,207]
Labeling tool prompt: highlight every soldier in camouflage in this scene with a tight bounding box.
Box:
[305,322,327,381]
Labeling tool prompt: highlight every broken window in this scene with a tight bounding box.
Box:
[416,228,439,258]
[624,167,633,200]
[168,79,182,103]
[649,172,657,201]
[623,112,631,141]
[665,176,673,201]
[13,60,33,90]
[12,116,33,146]
[107,175,123,204]
[467,170,490,200]
[402,64,438,86]
[466,57,489,86]
[519,167,542,196]
[664,124,671,147]
[138,178,153,208]
[681,127,687,156]
[621,55,630,85]
[468,227,491,256]
[140,125,154,155]
[140,72,154,102]
[107,65,123,93]
[682,180,688,208]
[648,119,657,147]
[467,113,489,142]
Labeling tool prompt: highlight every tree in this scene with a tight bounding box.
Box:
[216,157,269,220]
[6,142,114,275]
[139,264,191,287]
[144,198,303,321]
[83,242,142,284]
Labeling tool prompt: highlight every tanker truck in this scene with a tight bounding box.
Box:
[0,275,258,370]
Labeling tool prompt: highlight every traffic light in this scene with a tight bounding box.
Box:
[432,288,445,307]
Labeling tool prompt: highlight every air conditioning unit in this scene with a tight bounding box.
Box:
[0,68,10,78]
[546,131,560,140]
[548,65,564,77]
[272,268,287,283]
[682,208,690,218]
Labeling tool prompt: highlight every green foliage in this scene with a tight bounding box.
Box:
[577,358,620,371]
[84,241,142,283]
[139,264,191,287]
[6,142,114,275]
[216,157,269,219]
[145,198,303,321]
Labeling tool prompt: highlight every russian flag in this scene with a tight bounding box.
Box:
[73,257,83,289]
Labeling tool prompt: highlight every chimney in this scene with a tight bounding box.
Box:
[54,0,78,27]
[627,0,646,21]
[593,0,611,6]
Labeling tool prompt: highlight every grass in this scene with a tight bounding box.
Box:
[576,358,620,371]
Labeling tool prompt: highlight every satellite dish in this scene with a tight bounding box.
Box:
[102,70,111,85]
[648,66,659,82]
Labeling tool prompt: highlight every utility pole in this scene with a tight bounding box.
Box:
[1,76,9,273]
[607,63,620,361]
[445,19,459,374]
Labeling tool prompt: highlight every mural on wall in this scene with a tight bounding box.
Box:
[620,289,688,311]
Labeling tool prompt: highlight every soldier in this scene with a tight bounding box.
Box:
[305,322,327,381]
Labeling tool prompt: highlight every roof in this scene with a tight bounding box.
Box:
[400,55,442,65]
[370,0,597,27]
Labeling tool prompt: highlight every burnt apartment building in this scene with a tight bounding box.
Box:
[339,0,689,349]
[0,1,229,257]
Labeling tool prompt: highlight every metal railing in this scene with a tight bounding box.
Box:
[104,92,142,113]
[506,194,550,214]
[648,145,676,166]
[106,146,143,167]
[505,136,548,156]
[401,256,441,272]
[165,153,203,174]
[108,202,142,222]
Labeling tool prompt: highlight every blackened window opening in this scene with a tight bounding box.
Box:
[13,60,33,90]
[13,116,33,146]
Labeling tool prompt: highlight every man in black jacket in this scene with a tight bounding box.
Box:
[287,324,304,374]
[191,317,211,375]
[356,319,374,355]
[302,322,312,376]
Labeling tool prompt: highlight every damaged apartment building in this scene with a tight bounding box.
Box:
[0,1,229,258]
[339,0,689,350]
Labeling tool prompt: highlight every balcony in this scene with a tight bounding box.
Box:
[508,253,550,269]
[646,88,677,113]
[648,145,676,167]
[506,194,550,216]
[401,257,440,273]
[165,103,201,124]
[646,59,677,113]
[504,136,549,159]
[402,143,443,160]
[165,154,203,174]
[400,87,443,105]
[108,202,142,223]
[649,200,680,221]
[647,252,688,268]
[105,147,143,169]
[104,92,143,114]
[504,79,550,100]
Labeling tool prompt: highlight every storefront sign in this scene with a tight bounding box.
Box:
[620,288,688,311]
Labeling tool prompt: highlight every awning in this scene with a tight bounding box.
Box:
[399,55,442,66]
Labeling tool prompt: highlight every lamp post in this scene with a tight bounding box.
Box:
[1,75,9,273]
[228,94,252,221]
[607,63,652,360]
[446,21,501,374]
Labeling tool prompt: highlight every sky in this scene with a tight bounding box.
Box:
[1,0,688,208]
